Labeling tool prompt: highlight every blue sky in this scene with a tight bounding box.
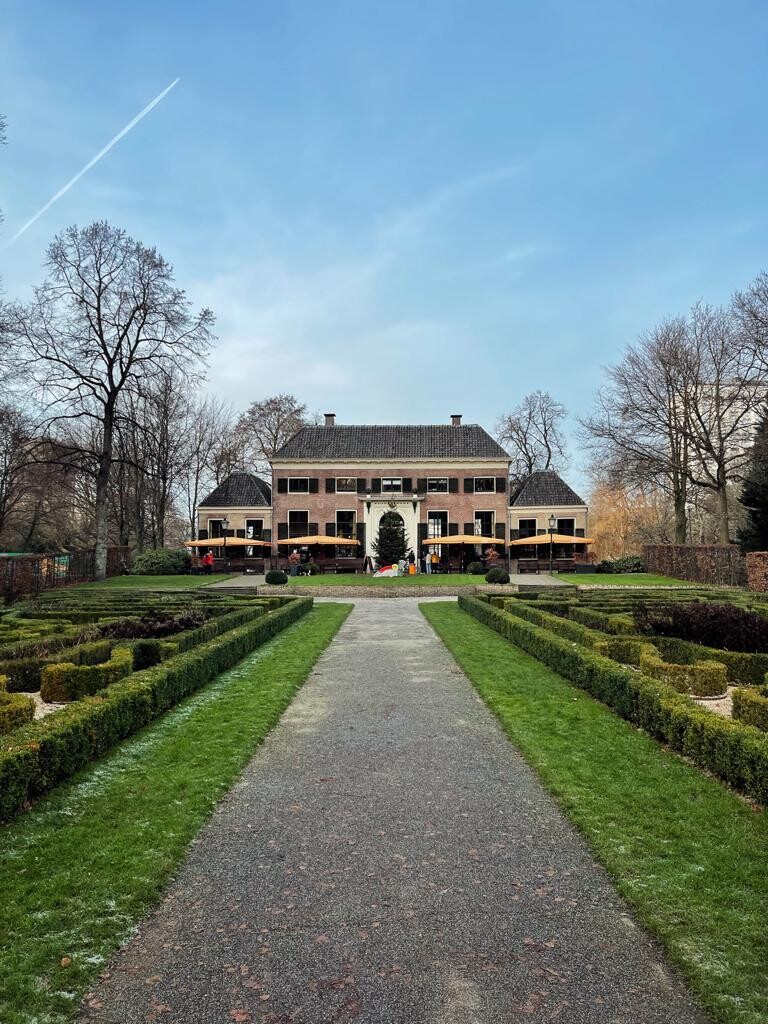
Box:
[1,1,767,487]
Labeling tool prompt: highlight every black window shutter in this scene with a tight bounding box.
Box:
[225,529,235,537]
[308,522,319,536]
[309,478,319,494]
[418,523,428,543]
[417,477,427,493]
[575,528,585,537]
[236,529,246,538]
[464,522,475,534]
[277,478,288,494]
[356,523,366,549]
[464,478,474,493]
[372,478,382,494]
[448,477,459,494]
[357,477,367,493]
[277,523,288,540]
[198,528,208,540]
[326,478,336,494]
[495,477,507,493]
[325,522,336,536]
[449,522,459,536]
[510,528,520,541]
[262,528,272,541]
[402,477,412,492]
[495,523,506,540]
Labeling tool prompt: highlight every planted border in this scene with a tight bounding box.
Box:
[459,595,768,803]
[0,597,312,821]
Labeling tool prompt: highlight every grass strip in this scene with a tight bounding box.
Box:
[559,573,698,586]
[284,572,520,587]
[421,601,768,1024]
[0,602,351,1024]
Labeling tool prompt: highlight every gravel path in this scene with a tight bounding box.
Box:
[79,600,708,1024]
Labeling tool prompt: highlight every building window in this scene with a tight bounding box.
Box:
[381,477,402,493]
[288,477,309,493]
[245,518,263,556]
[474,511,494,539]
[208,519,225,538]
[557,518,575,536]
[336,477,357,493]
[427,477,448,492]
[427,511,448,559]
[474,477,495,493]
[288,510,308,538]
[336,510,356,555]
[518,518,537,539]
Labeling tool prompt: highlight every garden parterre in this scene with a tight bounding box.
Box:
[0,590,312,821]
[461,588,768,803]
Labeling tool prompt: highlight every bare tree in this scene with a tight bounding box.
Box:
[733,270,768,364]
[8,221,214,577]
[580,318,691,543]
[178,396,236,538]
[235,394,310,477]
[0,403,31,542]
[496,390,568,481]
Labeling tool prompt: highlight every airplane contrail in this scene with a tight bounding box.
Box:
[7,77,180,245]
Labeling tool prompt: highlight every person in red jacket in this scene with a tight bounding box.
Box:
[202,551,215,575]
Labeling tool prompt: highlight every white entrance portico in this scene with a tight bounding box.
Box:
[359,494,424,560]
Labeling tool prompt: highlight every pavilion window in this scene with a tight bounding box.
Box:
[208,519,224,538]
[557,518,575,536]
[518,518,537,539]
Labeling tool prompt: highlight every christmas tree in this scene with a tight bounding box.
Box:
[372,511,407,567]
[738,405,768,551]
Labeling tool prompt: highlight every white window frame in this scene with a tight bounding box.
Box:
[557,517,576,536]
[335,476,357,493]
[473,509,495,541]
[473,476,496,493]
[208,518,225,538]
[245,518,263,539]
[517,517,537,538]
[287,477,310,493]
[427,509,449,558]
[381,477,403,493]
[335,508,357,540]
[427,477,448,493]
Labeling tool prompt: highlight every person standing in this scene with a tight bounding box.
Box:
[425,546,432,574]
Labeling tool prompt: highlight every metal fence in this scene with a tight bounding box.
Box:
[0,547,132,602]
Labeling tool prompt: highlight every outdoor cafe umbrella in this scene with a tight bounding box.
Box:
[184,537,271,548]
[277,535,360,546]
[422,534,501,546]
[509,534,594,546]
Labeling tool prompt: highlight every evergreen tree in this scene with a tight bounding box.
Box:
[372,511,407,567]
[738,405,768,551]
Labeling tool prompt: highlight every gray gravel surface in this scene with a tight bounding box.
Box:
[78,599,708,1024]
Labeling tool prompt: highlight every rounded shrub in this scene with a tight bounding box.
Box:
[466,561,485,575]
[265,569,288,585]
[485,567,510,584]
[130,548,190,576]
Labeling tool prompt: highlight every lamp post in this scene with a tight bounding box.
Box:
[548,513,556,574]
[222,516,230,566]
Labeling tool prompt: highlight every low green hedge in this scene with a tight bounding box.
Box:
[638,647,727,698]
[0,598,311,822]
[40,646,134,703]
[568,605,635,635]
[732,688,768,732]
[652,636,768,686]
[592,636,656,666]
[0,675,34,735]
[499,598,598,646]
[459,595,768,805]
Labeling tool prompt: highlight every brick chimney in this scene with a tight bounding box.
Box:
[324,412,336,427]
[451,413,462,427]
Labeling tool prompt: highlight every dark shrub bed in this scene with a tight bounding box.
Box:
[98,608,210,640]
[635,601,768,653]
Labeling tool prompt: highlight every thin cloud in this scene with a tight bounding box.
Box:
[6,78,180,245]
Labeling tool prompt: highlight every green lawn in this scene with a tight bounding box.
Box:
[73,573,233,590]
[559,572,697,587]
[287,572,506,587]
[421,601,768,1024]
[0,602,351,1024]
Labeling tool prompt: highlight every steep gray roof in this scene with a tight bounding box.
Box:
[199,472,271,508]
[510,470,586,507]
[274,424,509,461]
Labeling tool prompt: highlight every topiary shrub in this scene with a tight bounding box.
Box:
[130,548,191,576]
[265,570,288,585]
[466,561,485,575]
[485,567,510,584]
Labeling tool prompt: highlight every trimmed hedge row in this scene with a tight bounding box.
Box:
[40,646,134,702]
[652,635,768,687]
[0,597,312,822]
[0,676,34,735]
[459,595,768,804]
[732,688,768,732]
[567,605,635,635]
[493,597,599,646]
[638,647,727,698]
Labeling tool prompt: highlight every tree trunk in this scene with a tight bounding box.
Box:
[717,483,730,545]
[673,492,687,544]
[93,407,114,580]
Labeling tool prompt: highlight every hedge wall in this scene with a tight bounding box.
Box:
[732,688,768,732]
[638,647,727,698]
[0,676,34,735]
[0,597,312,822]
[459,595,768,804]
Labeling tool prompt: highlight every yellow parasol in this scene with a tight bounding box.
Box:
[184,537,271,548]
[277,535,360,546]
[509,534,593,546]
[422,534,502,545]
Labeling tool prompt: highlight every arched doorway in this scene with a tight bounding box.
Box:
[373,510,407,566]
